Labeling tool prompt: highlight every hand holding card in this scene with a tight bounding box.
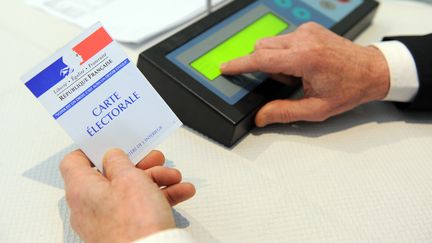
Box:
[22,23,182,171]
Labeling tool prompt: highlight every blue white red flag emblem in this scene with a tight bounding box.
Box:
[25,27,113,98]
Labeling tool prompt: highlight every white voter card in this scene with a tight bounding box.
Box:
[22,23,182,171]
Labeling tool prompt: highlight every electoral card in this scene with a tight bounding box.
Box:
[21,23,182,171]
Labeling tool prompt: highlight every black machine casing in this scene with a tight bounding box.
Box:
[138,0,379,147]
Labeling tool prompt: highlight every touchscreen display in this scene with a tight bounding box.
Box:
[190,13,288,80]
[167,0,363,105]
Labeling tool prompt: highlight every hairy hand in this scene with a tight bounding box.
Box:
[60,149,195,243]
[221,22,390,127]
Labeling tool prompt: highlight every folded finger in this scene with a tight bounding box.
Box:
[255,34,293,50]
[255,98,330,127]
[220,49,293,75]
[136,150,165,170]
[162,183,196,206]
[146,166,182,187]
[60,150,94,182]
[103,148,134,180]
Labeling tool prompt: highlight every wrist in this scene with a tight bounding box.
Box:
[133,225,175,241]
[132,229,197,243]
[100,223,174,243]
[126,219,175,242]
[363,46,391,102]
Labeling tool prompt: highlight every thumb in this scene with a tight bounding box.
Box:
[255,98,329,127]
[103,148,134,180]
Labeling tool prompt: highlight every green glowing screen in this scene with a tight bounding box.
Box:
[190,13,289,81]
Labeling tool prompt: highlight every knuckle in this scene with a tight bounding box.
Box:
[171,168,182,180]
[268,102,293,123]
[59,160,68,175]
[254,39,264,50]
[314,113,328,122]
[313,105,332,122]
[69,215,79,231]
[251,51,265,68]
[60,153,74,173]
[104,158,127,175]
[65,187,81,208]
[297,23,325,46]
[165,191,176,206]
[279,110,294,123]
[299,22,320,32]
[253,49,265,61]
[297,22,312,33]
[252,50,273,69]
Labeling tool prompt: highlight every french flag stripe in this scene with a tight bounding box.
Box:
[73,27,113,64]
[25,27,113,98]
[25,57,67,98]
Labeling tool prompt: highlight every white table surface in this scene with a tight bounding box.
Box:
[1,0,432,242]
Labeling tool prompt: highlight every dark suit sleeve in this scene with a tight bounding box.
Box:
[383,34,432,110]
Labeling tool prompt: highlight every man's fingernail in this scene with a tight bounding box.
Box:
[220,63,227,70]
[256,39,264,47]
[103,148,124,162]
[256,116,268,127]
[260,121,268,127]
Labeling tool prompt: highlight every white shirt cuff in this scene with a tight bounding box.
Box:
[132,229,197,243]
[372,41,419,102]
